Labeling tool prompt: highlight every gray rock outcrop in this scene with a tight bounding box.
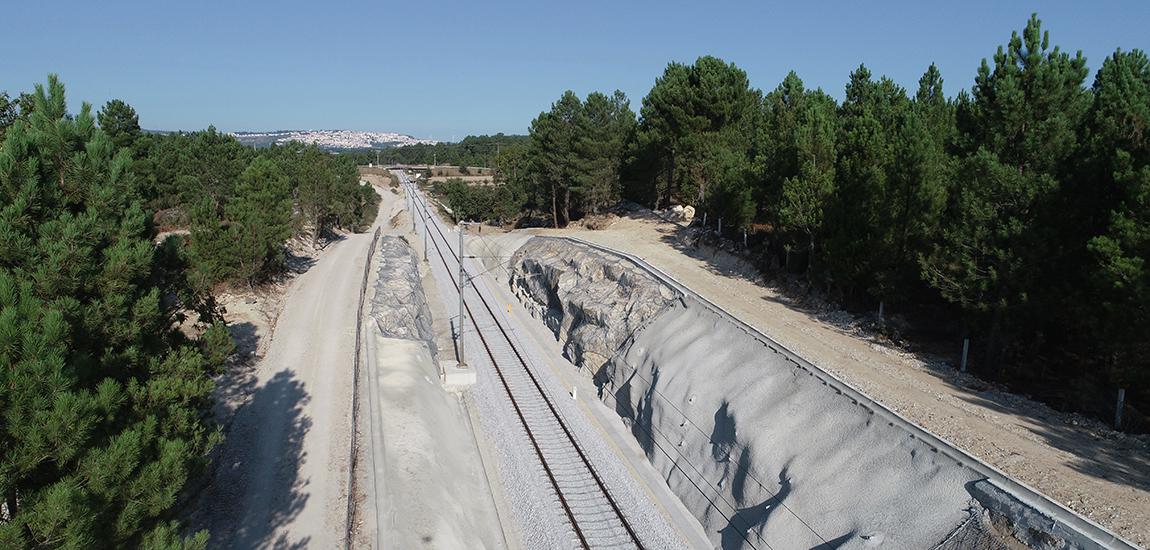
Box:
[370,236,434,348]
[509,237,677,371]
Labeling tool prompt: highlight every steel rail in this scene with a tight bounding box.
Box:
[403,176,644,549]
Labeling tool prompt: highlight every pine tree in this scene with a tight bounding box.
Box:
[0,91,35,143]
[825,65,912,300]
[146,128,250,210]
[333,156,380,231]
[1079,49,1150,393]
[288,144,338,246]
[923,13,1090,370]
[0,75,217,549]
[529,91,583,227]
[226,158,293,285]
[97,99,142,150]
[758,71,810,222]
[575,90,635,215]
[888,66,952,293]
[187,197,240,289]
[824,64,952,308]
[635,57,761,214]
[778,97,838,280]
[0,92,16,142]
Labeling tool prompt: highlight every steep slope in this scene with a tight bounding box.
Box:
[510,236,1121,550]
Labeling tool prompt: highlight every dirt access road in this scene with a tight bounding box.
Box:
[190,184,391,549]
[532,212,1150,546]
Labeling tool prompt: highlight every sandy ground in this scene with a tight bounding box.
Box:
[187,185,390,548]
[428,175,496,185]
[524,212,1150,546]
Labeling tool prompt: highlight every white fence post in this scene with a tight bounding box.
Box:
[1115,388,1126,430]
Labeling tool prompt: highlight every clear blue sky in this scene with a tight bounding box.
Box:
[3,1,1148,140]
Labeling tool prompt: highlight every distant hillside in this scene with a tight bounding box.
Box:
[231,129,437,150]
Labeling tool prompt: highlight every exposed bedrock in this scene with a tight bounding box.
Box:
[509,236,1094,550]
[509,237,677,371]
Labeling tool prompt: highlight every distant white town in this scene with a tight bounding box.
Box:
[231,129,438,149]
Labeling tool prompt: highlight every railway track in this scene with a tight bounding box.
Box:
[400,172,645,550]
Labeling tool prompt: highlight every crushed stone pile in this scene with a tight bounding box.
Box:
[509,235,1087,550]
[370,236,434,346]
[509,237,678,371]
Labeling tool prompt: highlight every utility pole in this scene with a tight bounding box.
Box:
[960,338,970,372]
[423,212,428,262]
[457,223,468,367]
[1116,388,1126,429]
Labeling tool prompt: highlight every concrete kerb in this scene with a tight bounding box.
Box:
[539,235,1138,550]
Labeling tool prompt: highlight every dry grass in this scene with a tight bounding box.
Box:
[426,165,492,177]
[427,175,496,186]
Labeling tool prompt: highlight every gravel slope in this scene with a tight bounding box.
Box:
[362,234,507,550]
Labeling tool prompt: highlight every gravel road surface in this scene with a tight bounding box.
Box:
[190,186,388,549]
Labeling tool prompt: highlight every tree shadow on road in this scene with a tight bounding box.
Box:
[195,369,314,550]
[283,247,319,276]
[957,389,1150,494]
[210,322,262,425]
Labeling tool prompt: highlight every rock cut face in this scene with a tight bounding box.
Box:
[509,237,677,372]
